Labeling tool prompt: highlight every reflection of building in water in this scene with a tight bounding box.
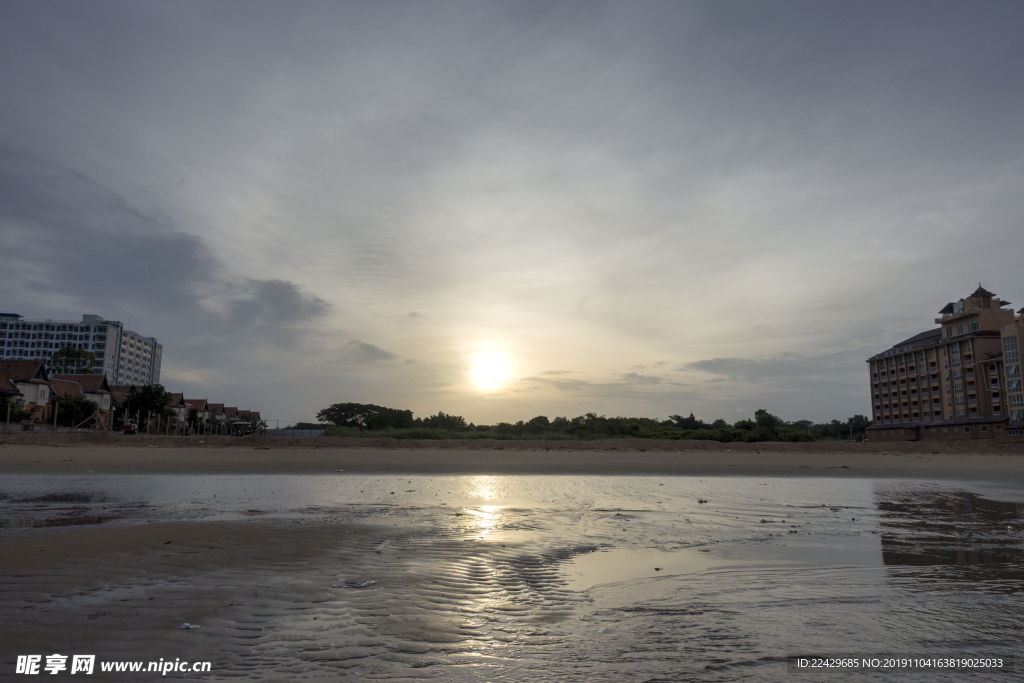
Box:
[876,486,1023,572]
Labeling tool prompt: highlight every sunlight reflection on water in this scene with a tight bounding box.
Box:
[2,475,1022,681]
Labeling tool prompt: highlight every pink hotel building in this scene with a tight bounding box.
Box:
[865,286,1024,442]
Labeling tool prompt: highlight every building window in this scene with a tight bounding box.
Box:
[946,327,953,338]
[981,426,988,432]
[1005,336,1020,363]
[1008,365,1021,379]
[956,408,966,418]
[965,426,971,432]
[968,320,979,332]
[1010,430,1023,436]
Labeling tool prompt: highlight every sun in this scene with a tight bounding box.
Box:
[471,353,511,390]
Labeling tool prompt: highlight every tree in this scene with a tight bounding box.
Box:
[316,403,414,430]
[0,395,30,422]
[669,413,710,430]
[367,407,415,430]
[417,412,467,430]
[753,408,781,440]
[120,385,172,420]
[48,348,96,374]
[526,415,550,433]
[55,395,96,427]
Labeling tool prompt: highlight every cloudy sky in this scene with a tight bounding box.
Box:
[2,0,1022,425]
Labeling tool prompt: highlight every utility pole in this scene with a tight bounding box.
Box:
[53,402,59,430]
[6,402,10,432]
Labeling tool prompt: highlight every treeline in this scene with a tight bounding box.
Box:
[294,403,874,442]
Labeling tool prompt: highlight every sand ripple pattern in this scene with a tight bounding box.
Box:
[2,476,1023,681]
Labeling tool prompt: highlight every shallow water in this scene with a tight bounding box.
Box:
[2,475,1022,680]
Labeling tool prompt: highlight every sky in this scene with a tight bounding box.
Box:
[1,0,1023,426]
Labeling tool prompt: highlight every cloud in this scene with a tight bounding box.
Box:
[345,341,398,363]
[621,372,661,385]
[0,145,215,315]
[225,279,329,328]
[683,351,863,385]
[522,373,689,398]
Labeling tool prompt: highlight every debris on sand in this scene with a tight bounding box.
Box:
[344,579,378,588]
[180,623,200,629]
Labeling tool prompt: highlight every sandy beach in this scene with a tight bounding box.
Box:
[1,433,1023,481]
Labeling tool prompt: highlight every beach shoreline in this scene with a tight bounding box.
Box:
[1,441,1023,481]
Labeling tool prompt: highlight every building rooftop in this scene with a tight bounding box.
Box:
[0,360,50,384]
[53,374,110,394]
[0,368,22,397]
[50,378,84,399]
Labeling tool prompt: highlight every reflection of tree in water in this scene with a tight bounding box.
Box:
[875,485,1024,581]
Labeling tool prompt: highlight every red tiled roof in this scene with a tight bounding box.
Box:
[50,378,84,399]
[206,403,224,414]
[184,398,208,410]
[0,360,49,384]
[53,374,110,394]
[224,407,238,418]
[110,385,138,404]
[0,367,22,396]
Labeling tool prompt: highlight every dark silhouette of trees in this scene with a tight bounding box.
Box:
[310,401,872,442]
[316,403,414,429]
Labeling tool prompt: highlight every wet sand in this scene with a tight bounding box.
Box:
[1,443,1023,481]
[1,521,372,670]
[3,470,1023,680]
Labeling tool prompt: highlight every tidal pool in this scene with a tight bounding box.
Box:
[1,475,1021,680]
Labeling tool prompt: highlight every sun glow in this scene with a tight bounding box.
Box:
[471,353,510,390]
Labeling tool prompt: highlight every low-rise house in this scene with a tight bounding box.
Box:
[52,374,113,429]
[1,367,24,426]
[167,393,188,421]
[184,398,209,423]
[206,403,225,423]
[50,378,85,423]
[0,360,52,423]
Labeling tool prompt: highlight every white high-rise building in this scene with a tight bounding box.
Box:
[0,312,162,385]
